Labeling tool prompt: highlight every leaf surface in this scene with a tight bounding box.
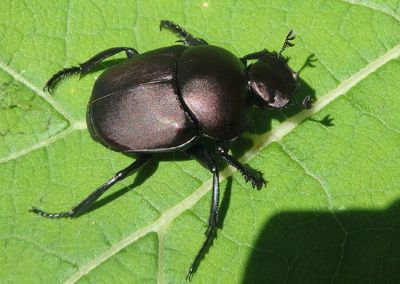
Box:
[0,1,399,283]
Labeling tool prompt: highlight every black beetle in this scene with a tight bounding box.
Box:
[31,20,311,280]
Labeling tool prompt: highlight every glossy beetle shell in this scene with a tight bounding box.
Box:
[178,45,248,140]
[87,45,248,153]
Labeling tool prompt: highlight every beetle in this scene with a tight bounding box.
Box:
[31,20,312,280]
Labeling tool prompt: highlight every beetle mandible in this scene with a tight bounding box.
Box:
[31,20,311,280]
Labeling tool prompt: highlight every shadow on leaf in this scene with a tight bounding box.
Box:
[83,158,159,215]
[243,200,400,283]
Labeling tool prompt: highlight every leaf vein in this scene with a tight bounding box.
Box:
[157,230,166,284]
[1,234,78,267]
[340,0,400,22]
[0,60,75,122]
[330,211,348,283]
[278,142,333,208]
[0,121,86,164]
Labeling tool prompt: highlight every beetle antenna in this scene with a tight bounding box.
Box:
[278,30,295,57]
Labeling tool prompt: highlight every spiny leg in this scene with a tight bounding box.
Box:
[44,47,138,93]
[216,144,266,189]
[30,155,151,218]
[184,145,219,280]
[160,20,208,46]
[240,49,270,65]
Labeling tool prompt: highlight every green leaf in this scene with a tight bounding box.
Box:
[1,1,399,283]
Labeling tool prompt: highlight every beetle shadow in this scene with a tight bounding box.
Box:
[229,75,316,161]
[80,150,208,217]
[242,199,400,283]
[231,53,334,159]
[83,161,233,231]
[82,158,160,215]
[219,177,233,229]
[81,151,207,216]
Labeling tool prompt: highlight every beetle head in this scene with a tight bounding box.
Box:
[248,52,309,109]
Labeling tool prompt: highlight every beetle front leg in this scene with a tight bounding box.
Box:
[44,47,139,93]
[160,20,208,46]
[184,145,219,280]
[30,155,151,218]
[240,49,270,65]
[216,144,266,189]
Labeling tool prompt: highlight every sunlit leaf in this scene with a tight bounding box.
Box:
[0,1,399,283]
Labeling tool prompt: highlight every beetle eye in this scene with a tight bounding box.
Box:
[267,92,289,108]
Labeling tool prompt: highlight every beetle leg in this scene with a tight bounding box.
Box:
[216,144,266,189]
[30,155,151,218]
[160,20,208,46]
[241,30,296,64]
[44,47,139,94]
[240,49,270,65]
[184,145,219,280]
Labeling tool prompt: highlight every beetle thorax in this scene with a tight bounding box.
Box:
[177,45,249,141]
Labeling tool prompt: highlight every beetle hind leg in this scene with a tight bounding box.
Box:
[216,144,266,189]
[160,20,208,46]
[44,47,139,94]
[30,155,151,219]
